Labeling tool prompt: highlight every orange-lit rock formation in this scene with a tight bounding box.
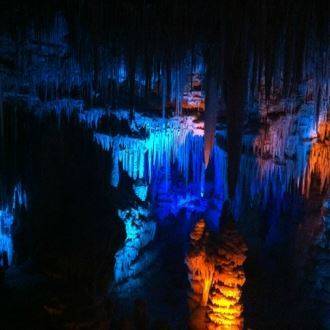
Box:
[207,220,247,330]
[186,217,248,330]
[185,219,215,307]
[303,120,330,197]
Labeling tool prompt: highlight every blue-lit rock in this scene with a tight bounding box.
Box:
[0,209,14,265]
[133,182,148,202]
[114,206,156,283]
[0,183,27,265]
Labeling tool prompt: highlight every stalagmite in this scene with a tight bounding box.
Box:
[303,120,330,197]
[0,210,14,265]
[185,219,215,307]
[0,183,27,265]
[114,206,156,282]
[207,219,247,330]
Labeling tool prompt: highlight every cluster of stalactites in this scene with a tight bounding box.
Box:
[252,111,304,198]
[250,97,330,206]
[1,1,328,115]
[207,220,247,330]
[93,113,205,193]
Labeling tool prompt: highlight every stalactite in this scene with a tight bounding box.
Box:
[0,76,3,140]
[203,54,219,168]
[175,66,181,116]
[213,145,228,200]
[166,58,172,104]
[162,71,166,121]
[144,52,151,101]
[224,6,248,200]
[111,141,120,187]
[128,48,136,121]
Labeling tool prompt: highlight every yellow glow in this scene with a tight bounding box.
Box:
[207,225,247,330]
[187,220,247,329]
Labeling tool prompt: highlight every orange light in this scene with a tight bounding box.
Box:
[186,219,247,330]
[207,222,247,330]
[303,120,330,197]
[185,219,215,307]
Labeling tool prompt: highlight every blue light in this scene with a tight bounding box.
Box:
[133,183,148,202]
[0,183,28,266]
[0,209,14,265]
[91,107,317,286]
[114,206,156,283]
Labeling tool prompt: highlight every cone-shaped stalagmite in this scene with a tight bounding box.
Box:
[303,120,330,197]
[185,219,215,307]
[207,219,247,330]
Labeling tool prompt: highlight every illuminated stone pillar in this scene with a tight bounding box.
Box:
[186,219,215,307]
[303,120,330,197]
[207,220,247,330]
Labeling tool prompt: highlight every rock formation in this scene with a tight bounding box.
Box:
[207,219,247,330]
[185,219,215,307]
[186,217,248,330]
